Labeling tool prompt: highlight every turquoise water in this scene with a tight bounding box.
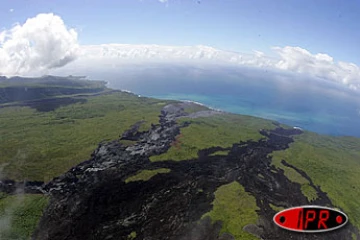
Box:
[107,66,360,137]
[149,93,340,134]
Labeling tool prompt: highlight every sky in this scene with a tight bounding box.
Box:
[1,0,360,62]
[0,0,360,91]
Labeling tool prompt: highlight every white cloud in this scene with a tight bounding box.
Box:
[9,9,14,13]
[0,13,79,76]
[2,13,359,91]
[68,44,360,90]
[253,50,265,58]
[271,46,360,90]
[159,0,168,2]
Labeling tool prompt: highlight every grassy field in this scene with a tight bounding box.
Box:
[148,110,360,234]
[0,194,49,240]
[202,181,259,240]
[183,103,209,114]
[125,168,171,183]
[271,131,360,230]
[0,91,170,239]
[269,154,319,202]
[1,83,360,238]
[150,113,276,162]
[0,92,169,182]
[269,203,284,212]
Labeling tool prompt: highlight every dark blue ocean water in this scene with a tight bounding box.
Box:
[106,65,360,137]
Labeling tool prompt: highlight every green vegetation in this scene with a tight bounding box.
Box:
[0,92,169,181]
[269,204,284,212]
[301,184,318,202]
[270,155,318,202]
[150,114,275,162]
[202,181,259,240]
[125,168,171,183]
[257,173,265,179]
[182,103,209,114]
[1,81,360,237]
[0,192,6,199]
[209,150,229,156]
[0,75,108,104]
[0,88,174,238]
[119,139,137,146]
[127,231,137,239]
[271,131,360,230]
[0,194,49,240]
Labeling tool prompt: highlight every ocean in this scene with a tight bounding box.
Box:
[147,92,360,138]
[99,64,360,137]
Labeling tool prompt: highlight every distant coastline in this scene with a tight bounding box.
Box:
[138,92,359,137]
[179,99,224,112]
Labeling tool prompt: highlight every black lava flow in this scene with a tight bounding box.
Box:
[6,103,357,240]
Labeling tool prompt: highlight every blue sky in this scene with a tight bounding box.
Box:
[1,0,360,65]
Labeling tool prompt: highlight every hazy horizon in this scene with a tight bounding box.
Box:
[54,63,360,137]
[1,0,360,137]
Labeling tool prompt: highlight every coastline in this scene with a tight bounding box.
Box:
[121,92,359,138]
[178,99,225,112]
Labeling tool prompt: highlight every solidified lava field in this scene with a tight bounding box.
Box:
[31,103,358,240]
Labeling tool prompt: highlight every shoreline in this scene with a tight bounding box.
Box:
[178,99,224,112]
[119,91,359,138]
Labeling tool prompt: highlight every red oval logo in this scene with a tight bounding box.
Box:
[273,205,348,233]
